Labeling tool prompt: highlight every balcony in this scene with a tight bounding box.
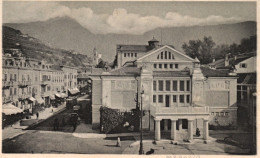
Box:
[41,79,51,85]
[150,105,209,116]
[18,93,30,100]
[18,81,31,87]
[2,95,13,103]
[2,81,13,88]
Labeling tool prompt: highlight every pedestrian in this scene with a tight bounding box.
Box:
[36,112,39,119]
[51,106,53,113]
[196,128,201,137]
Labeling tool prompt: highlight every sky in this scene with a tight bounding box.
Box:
[3,1,256,35]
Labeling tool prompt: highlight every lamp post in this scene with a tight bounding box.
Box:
[139,86,144,155]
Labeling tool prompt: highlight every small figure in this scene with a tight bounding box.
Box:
[36,112,39,119]
[196,128,201,137]
[116,137,121,147]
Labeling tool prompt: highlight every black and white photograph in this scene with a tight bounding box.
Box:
[1,1,257,155]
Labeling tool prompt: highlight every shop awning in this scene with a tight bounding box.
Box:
[55,93,62,98]
[69,88,80,95]
[3,103,23,115]
[36,96,44,104]
[50,95,55,100]
[28,97,36,102]
[60,93,67,98]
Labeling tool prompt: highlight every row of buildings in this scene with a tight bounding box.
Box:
[91,38,239,141]
[2,55,78,112]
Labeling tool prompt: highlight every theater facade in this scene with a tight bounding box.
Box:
[91,39,238,141]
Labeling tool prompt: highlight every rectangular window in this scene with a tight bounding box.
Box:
[14,88,17,95]
[154,64,157,69]
[4,74,7,81]
[216,112,219,116]
[10,74,13,81]
[186,80,190,91]
[159,64,162,69]
[14,74,17,81]
[164,64,167,69]
[180,95,184,103]
[225,112,229,116]
[240,63,247,68]
[173,95,177,103]
[131,53,133,57]
[180,81,184,91]
[175,64,179,69]
[153,95,156,103]
[10,88,13,95]
[135,53,137,57]
[158,95,163,103]
[166,80,170,91]
[220,112,224,117]
[159,80,163,91]
[186,95,190,103]
[165,52,167,59]
[128,53,130,57]
[124,53,126,57]
[153,81,157,91]
[170,64,173,68]
[173,80,177,91]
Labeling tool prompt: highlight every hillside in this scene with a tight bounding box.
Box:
[2,26,92,67]
[5,17,256,62]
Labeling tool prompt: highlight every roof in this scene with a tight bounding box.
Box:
[233,56,252,65]
[200,66,235,77]
[116,45,150,52]
[107,66,141,76]
[237,73,256,84]
[50,65,62,71]
[153,71,190,77]
[208,59,225,67]
[78,73,91,78]
[90,68,105,76]
[148,37,159,42]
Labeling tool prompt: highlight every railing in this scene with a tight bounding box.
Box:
[150,105,209,116]
[41,79,51,85]
[2,81,13,87]
[18,81,32,86]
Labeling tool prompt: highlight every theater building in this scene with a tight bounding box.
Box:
[91,39,238,141]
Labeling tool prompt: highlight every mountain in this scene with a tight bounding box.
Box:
[2,26,91,67]
[5,17,256,62]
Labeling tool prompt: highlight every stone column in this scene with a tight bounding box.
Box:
[164,119,168,131]
[203,119,209,140]
[178,119,182,130]
[171,119,177,140]
[155,119,161,141]
[188,119,194,140]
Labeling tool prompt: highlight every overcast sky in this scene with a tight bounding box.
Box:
[3,1,256,35]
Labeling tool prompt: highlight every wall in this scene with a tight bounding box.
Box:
[91,78,102,129]
[235,57,256,73]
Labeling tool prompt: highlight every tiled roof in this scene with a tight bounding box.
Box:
[117,45,151,52]
[153,71,190,77]
[50,65,62,71]
[200,66,234,77]
[108,66,141,76]
[208,59,225,67]
[90,68,105,76]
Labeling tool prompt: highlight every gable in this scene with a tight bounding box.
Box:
[137,45,195,62]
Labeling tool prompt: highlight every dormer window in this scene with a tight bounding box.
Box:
[240,63,247,68]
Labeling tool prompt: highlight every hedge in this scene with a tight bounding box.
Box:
[100,106,141,134]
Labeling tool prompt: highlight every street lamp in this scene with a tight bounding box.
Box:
[139,86,144,155]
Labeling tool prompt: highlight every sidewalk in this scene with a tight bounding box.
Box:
[2,103,66,140]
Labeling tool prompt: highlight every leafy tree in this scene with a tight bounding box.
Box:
[182,36,215,64]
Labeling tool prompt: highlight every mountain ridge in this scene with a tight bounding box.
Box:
[4,17,256,62]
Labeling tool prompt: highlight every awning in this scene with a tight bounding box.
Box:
[50,95,55,100]
[28,97,36,102]
[3,103,23,115]
[55,93,62,98]
[69,88,80,95]
[56,93,67,98]
[35,96,44,104]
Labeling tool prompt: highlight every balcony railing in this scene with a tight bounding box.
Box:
[18,81,31,87]
[41,79,51,85]
[2,81,13,88]
[150,105,209,116]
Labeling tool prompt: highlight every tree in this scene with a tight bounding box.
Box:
[96,59,107,68]
[182,36,215,64]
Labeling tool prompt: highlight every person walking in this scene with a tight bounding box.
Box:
[36,112,39,119]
